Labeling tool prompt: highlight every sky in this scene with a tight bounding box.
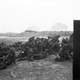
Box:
[0,0,74,33]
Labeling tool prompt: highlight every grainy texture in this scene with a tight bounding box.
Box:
[0,60,72,80]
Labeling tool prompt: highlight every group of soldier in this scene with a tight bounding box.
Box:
[19,35,73,61]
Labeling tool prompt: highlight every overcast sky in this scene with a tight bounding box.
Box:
[0,0,75,33]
